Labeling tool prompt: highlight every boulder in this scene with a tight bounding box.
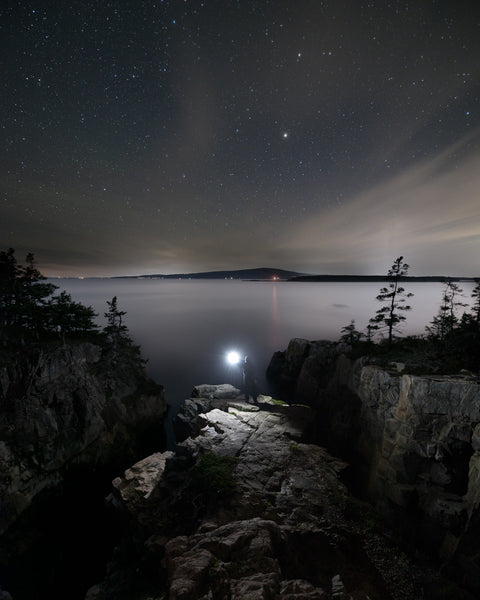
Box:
[192,383,241,399]
[111,451,174,509]
[173,384,240,442]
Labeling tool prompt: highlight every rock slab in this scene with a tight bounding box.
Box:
[95,394,425,599]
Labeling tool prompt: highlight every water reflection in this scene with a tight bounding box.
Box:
[54,279,475,412]
[271,284,281,350]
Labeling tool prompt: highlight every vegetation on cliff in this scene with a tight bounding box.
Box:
[0,248,146,375]
[0,250,168,600]
[189,451,237,510]
[368,256,414,344]
[0,248,98,344]
[340,257,480,374]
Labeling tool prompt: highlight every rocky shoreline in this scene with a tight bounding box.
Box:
[2,338,480,599]
[0,341,167,598]
[88,386,428,599]
[267,338,480,597]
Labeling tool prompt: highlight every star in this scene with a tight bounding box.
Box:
[1,0,478,277]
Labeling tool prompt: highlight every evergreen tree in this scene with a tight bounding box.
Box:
[0,248,58,341]
[369,256,413,344]
[425,287,453,341]
[340,320,363,345]
[365,323,377,343]
[0,247,99,345]
[470,279,480,328]
[19,252,57,337]
[445,280,468,323]
[103,296,129,345]
[102,296,144,366]
[0,248,18,337]
[47,291,98,342]
[426,280,467,341]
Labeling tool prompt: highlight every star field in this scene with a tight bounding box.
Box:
[1,1,479,276]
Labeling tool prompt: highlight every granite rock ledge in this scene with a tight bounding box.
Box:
[92,385,426,600]
[0,342,167,533]
[267,338,480,595]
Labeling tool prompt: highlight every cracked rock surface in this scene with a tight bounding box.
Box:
[0,343,167,534]
[267,339,480,595]
[92,387,426,599]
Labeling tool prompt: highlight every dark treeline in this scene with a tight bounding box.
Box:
[341,257,480,374]
[3,249,480,375]
[0,248,139,360]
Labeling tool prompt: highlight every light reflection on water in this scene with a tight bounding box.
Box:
[52,279,475,412]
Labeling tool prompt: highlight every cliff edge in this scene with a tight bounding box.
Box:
[267,338,480,596]
[0,342,167,534]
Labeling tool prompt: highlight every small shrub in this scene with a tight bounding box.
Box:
[190,452,237,508]
[208,556,220,578]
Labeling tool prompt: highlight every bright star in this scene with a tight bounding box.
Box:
[282,132,288,139]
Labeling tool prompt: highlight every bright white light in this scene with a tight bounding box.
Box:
[227,351,240,365]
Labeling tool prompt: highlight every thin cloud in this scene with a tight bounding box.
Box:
[281,135,480,275]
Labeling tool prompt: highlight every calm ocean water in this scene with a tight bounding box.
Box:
[52,279,475,412]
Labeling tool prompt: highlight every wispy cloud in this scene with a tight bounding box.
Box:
[281,133,480,276]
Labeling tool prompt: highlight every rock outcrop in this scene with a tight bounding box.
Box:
[0,342,167,534]
[267,338,480,595]
[90,385,427,599]
[173,384,239,442]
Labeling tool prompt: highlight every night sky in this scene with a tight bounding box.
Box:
[2,1,479,277]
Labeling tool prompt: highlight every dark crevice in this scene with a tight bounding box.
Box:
[0,427,167,600]
[0,466,121,600]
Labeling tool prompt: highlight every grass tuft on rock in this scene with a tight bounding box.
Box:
[190,452,237,508]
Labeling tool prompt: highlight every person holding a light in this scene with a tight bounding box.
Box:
[242,355,257,404]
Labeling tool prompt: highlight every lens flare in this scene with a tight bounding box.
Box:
[227,351,240,365]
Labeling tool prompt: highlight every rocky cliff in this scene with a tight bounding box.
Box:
[267,338,480,595]
[86,386,441,600]
[0,342,167,535]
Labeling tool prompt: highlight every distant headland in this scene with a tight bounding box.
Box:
[113,267,306,280]
[111,267,476,282]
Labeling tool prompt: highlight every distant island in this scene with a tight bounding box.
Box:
[113,267,307,280]
[113,268,476,282]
